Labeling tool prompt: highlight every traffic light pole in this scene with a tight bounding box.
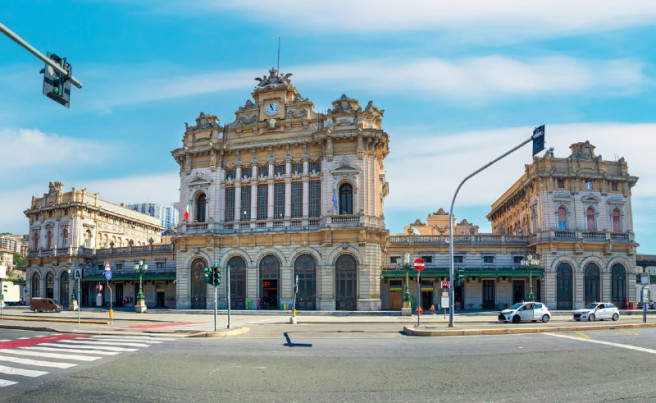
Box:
[0,23,83,88]
[449,130,543,327]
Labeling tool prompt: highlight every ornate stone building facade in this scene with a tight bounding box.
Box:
[24,182,172,308]
[172,69,390,310]
[487,142,639,309]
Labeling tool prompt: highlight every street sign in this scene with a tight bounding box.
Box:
[104,270,112,281]
[413,258,425,271]
[104,261,111,271]
[441,280,450,288]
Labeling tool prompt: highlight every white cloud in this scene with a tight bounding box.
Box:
[0,128,111,172]
[385,122,656,212]
[156,0,656,41]
[92,57,648,109]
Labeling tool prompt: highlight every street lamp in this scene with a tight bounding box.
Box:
[134,260,148,313]
[521,254,540,302]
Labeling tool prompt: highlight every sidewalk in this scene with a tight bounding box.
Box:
[0,306,654,337]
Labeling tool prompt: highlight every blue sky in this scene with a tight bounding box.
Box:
[2,1,655,253]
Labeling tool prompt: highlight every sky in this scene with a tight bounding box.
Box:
[1,1,655,253]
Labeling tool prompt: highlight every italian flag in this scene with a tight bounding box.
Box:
[184,201,191,221]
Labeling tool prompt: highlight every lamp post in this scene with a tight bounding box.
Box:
[134,260,148,313]
[521,254,540,302]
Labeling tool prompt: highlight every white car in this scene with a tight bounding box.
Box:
[573,302,620,321]
[498,302,551,323]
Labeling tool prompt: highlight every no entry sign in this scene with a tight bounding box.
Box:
[413,258,425,271]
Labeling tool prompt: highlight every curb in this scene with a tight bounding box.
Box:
[403,322,656,336]
[189,327,251,338]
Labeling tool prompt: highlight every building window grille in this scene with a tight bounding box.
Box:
[292,163,303,175]
[225,188,235,222]
[274,183,285,219]
[274,165,285,176]
[241,186,251,221]
[257,184,268,220]
[292,182,302,218]
[242,168,252,179]
[339,183,353,215]
[309,181,320,218]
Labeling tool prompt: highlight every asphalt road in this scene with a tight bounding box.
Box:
[2,326,655,402]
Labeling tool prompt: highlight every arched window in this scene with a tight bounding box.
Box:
[196,193,207,222]
[34,232,39,249]
[339,183,353,215]
[31,273,40,298]
[62,229,68,247]
[612,209,621,233]
[557,207,567,230]
[586,207,596,231]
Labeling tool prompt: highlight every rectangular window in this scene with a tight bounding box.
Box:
[309,181,320,218]
[421,256,433,264]
[274,183,285,219]
[259,166,268,178]
[226,170,236,180]
[291,182,302,218]
[275,165,285,176]
[454,256,463,263]
[240,186,251,220]
[242,168,252,179]
[292,163,303,175]
[513,256,524,264]
[310,162,320,174]
[225,187,235,221]
[483,256,495,264]
[257,184,268,220]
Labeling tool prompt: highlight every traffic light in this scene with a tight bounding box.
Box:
[532,125,545,156]
[213,263,221,286]
[203,266,212,285]
[41,52,71,108]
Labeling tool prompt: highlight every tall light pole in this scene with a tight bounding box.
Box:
[134,260,148,313]
[521,254,540,302]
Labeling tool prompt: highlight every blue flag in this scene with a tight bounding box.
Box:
[332,194,338,213]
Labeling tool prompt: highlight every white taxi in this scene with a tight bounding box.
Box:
[498,302,551,323]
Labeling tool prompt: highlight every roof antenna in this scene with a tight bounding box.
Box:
[277,37,281,73]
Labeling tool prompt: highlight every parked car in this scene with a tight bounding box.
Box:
[573,302,619,321]
[29,298,63,313]
[498,302,551,323]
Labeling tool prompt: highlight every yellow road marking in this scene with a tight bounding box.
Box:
[575,331,590,339]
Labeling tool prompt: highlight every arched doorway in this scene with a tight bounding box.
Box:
[31,273,40,298]
[60,271,69,308]
[228,256,246,309]
[556,263,573,310]
[190,258,207,309]
[46,272,54,299]
[584,264,600,305]
[260,255,280,310]
[611,264,626,308]
[294,254,316,310]
[335,254,357,310]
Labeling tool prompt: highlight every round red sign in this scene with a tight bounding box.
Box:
[413,258,425,271]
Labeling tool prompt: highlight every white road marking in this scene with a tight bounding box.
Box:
[0,349,101,361]
[0,379,17,387]
[0,364,48,377]
[545,333,656,354]
[23,346,119,355]
[42,343,138,352]
[0,354,77,369]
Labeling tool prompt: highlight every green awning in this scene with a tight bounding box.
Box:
[381,268,544,278]
[81,273,175,282]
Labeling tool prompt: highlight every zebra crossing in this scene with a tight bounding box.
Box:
[0,334,174,388]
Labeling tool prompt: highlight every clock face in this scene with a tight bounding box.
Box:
[265,102,280,116]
